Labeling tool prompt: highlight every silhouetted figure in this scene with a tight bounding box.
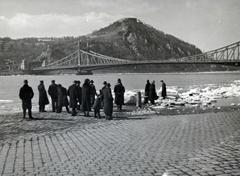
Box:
[19,80,34,119]
[144,80,151,104]
[62,86,70,113]
[56,84,63,113]
[93,94,102,118]
[114,78,125,111]
[90,80,97,107]
[149,80,158,104]
[76,81,82,111]
[161,80,167,99]
[48,80,58,112]
[68,81,78,116]
[82,79,91,116]
[38,80,49,112]
[102,83,113,120]
[100,81,107,108]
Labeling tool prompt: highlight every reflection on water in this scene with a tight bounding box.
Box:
[0,72,240,114]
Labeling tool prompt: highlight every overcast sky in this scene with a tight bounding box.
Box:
[0,0,239,51]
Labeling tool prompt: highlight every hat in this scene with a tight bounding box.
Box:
[117,78,121,83]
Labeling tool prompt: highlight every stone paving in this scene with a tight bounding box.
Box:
[0,109,240,176]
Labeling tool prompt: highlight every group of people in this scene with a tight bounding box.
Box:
[144,80,167,104]
[19,78,126,120]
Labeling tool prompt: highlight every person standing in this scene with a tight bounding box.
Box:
[82,79,91,117]
[144,80,151,104]
[48,80,58,112]
[19,80,34,119]
[56,84,63,113]
[38,80,49,112]
[161,80,167,99]
[89,80,97,107]
[76,81,82,111]
[149,80,158,104]
[102,83,113,120]
[93,94,102,118]
[114,78,125,111]
[62,85,70,113]
[68,81,78,116]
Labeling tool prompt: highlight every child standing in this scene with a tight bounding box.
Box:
[93,94,102,118]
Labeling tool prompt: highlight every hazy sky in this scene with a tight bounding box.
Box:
[0,0,239,51]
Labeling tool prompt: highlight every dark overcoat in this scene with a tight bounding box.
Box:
[62,87,69,106]
[81,83,91,111]
[149,83,157,103]
[57,86,63,107]
[76,86,82,105]
[48,83,58,100]
[90,84,96,105]
[68,84,78,108]
[19,85,34,109]
[114,83,125,105]
[145,82,150,97]
[38,84,49,106]
[102,87,113,116]
[93,96,102,111]
[161,82,167,98]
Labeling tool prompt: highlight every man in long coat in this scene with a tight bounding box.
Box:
[76,81,82,111]
[144,80,150,104]
[38,80,49,112]
[56,84,63,113]
[161,80,167,99]
[90,80,96,107]
[19,80,34,119]
[82,79,91,116]
[68,81,78,116]
[102,83,113,120]
[48,80,58,112]
[62,86,70,113]
[114,79,125,111]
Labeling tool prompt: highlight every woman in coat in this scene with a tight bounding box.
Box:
[82,79,91,116]
[38,80,49,112]
[149,80,158,104]
[68,81,78,116]
[102,83,113,120]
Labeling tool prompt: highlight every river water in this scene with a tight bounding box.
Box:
[0,72,240,114]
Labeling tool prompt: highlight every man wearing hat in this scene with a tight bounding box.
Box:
[76,81,82,111]
[89,80,96,107]
[48,80,58,112]
[161,80,167,99]
[19,80,34,119]
[38,80,49,112]
[114,78,125,111]
[68,80,78,116]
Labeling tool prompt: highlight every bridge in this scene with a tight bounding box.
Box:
[30,40,240,74]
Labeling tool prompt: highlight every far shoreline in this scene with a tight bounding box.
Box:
[1,70,240,76]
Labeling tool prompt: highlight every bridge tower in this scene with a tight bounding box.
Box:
[20,59,25,70]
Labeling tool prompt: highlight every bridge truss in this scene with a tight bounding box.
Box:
[32,40,240,72]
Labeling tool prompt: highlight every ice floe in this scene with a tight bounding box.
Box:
[124,80,240,109]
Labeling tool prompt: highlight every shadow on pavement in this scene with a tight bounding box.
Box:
[28,117,75,121]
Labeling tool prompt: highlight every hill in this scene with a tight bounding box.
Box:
[0,18,202,74]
